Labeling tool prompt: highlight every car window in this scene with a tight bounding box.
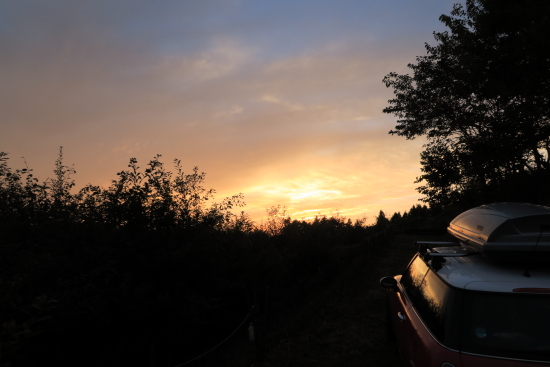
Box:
[462,292,550,362]
[414,269,462,349]
[400,255,429,305]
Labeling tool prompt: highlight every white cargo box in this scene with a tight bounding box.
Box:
[447,202,550,262]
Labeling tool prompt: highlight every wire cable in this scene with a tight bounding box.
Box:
[173,306,254,367]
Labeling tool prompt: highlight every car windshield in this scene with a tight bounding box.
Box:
[462,292,550,362]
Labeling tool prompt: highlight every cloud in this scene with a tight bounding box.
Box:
[159,37,257,84]
[260,95,305,111]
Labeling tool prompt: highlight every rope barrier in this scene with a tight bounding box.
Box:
[173,306,254,367]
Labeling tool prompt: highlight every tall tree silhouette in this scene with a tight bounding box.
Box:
[383,0,550,208]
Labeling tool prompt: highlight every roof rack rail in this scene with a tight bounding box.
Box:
[415,241,460,256]
[415,241,476,271]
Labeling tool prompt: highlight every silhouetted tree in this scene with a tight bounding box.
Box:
[383,0,550,208]
[374,210,390,230]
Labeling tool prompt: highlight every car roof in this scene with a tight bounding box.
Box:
[431,249,550,292]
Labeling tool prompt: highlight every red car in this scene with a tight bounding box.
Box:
[381,203,550,367]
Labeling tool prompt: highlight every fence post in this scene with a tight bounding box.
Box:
[252,290,268,362]
[264,286,269,357]
[366,237,370,261]
[318,266,322,292]
[337,259,342,291]
[252,291,262,362]
[149,344,156,367]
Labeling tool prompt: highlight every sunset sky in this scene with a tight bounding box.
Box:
[1,0,457,223]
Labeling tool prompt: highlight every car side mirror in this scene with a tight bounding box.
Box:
[380,276,398,289]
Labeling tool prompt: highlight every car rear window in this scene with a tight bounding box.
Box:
[400,255,462,349]
[415,269,462,349]
[462,292,550,362]
[400,255,429,305]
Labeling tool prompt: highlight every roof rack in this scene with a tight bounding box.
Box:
[415,241,477,271]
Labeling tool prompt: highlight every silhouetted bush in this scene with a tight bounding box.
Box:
[0,149,373,367]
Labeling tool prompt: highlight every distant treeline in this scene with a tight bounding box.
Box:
[0,149,410,367]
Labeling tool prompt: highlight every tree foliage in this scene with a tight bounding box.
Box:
[383,0,550,208]
[0,149,376,367]
[0,148,246,235]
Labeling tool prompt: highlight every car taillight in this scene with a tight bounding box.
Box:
[513,288,550,293]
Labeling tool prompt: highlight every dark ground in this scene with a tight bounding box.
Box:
[190,233,452,367]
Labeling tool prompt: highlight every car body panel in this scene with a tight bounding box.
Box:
[404,297,462,367]
[383,203,550,366]
[385,269,550,366]
[384,256,550,366]
[387,284,415,365]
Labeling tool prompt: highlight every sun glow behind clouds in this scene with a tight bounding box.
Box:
[230,154,424,223]
[263,181,346,203]
[290,189,340,201]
